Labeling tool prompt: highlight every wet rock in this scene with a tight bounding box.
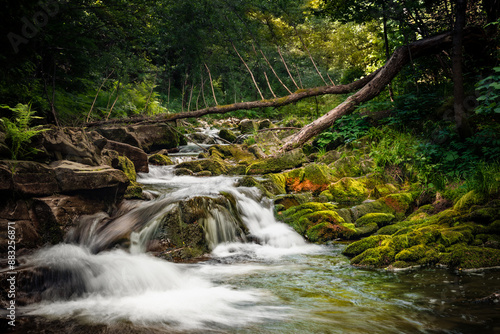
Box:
[95,126,141,147]
[104,140,148,173]
[148,153,174,166]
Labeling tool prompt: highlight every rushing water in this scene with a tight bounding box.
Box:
[14,165,500,333]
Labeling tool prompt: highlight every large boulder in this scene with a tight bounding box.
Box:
[129,123,185,152]
[0,160,59,197]
[104,140,148,173]
[32,195,112,244]
[34,127,106,165]
[95,126,141,147]
[50,160,129,197]
[97,123,185,153]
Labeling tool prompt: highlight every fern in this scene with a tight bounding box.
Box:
[0,103,48,160]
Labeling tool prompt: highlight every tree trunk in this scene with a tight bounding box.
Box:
[452,0,472,139]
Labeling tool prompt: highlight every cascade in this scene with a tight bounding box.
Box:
[20,164,314,330]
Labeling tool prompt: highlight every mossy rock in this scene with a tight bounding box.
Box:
[174,168,194,176]
[246,148,307,175]
[342,235,391,257]
[306,221,356,242]
[327,177,369,203]
[356,213,395,227]
[210,145,256,164]
[317,150,341,165]
[285,163,335,194]
[239,119,258,134]
[439,243,500,269]
[395,244,431,262]
[388,226,442,253]
[330,155,364,178]
[274,193,314,211]
[218,129,237,143]
[112,155,137,182]
[264,173,287,195]
[148,153,174,166]
[125,181,144,199]
[453,190,485,212]
[466,207,500,225]
[258,119,273,129]
[376,224,403,236]
[237,175,274,198]
[373,183,399,198]
[351,245,395,267]
[350,199,394,221]
[353,223,379,238]
[380,193,414,214]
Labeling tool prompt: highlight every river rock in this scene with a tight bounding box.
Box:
[32,195,112,242]
[239,119,258,134]
[50,160,129,196]
[96,126,141,147]
[0,160,59,196]
[34,127,106,166]
[246,148,307,174]
[129,123,185,152]
[104,140,148,173]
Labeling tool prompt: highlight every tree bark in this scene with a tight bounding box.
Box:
[452,0,472,139]
[84,70,379,127]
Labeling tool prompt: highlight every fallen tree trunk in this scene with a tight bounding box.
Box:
[280,28,478,151]
[86,28,480,133]
[84,70,379,127]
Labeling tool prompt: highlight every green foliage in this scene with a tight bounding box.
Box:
[475,67,500,115]
[315,113,371,149]
[0,104,47,160]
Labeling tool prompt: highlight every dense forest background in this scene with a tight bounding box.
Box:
[1,0,499,188]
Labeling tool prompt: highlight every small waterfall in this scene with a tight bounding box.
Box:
[23,165,314,330]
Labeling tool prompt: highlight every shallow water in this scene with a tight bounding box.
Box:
[16,166,500,333]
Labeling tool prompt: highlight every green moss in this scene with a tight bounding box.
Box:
[218,129,237,143]
[439,243,500,268]
[395,244,430,262]
[453,190,485,212]
[148,153,174,166]
[125,181,143,199]
[373,183,399,198]
[351,245,395,267]
[381,193,414,214]
[355,213,395,227]
[264,173,287,195]
[466,207,500,224]
[342,235,391,257]
[328,177,369,203]
[306,221,356,242]
[376,224,403,236]
[350,199,394,221]
[354,223,379,238]
[115,155,137,182]
[246,148,307,175]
